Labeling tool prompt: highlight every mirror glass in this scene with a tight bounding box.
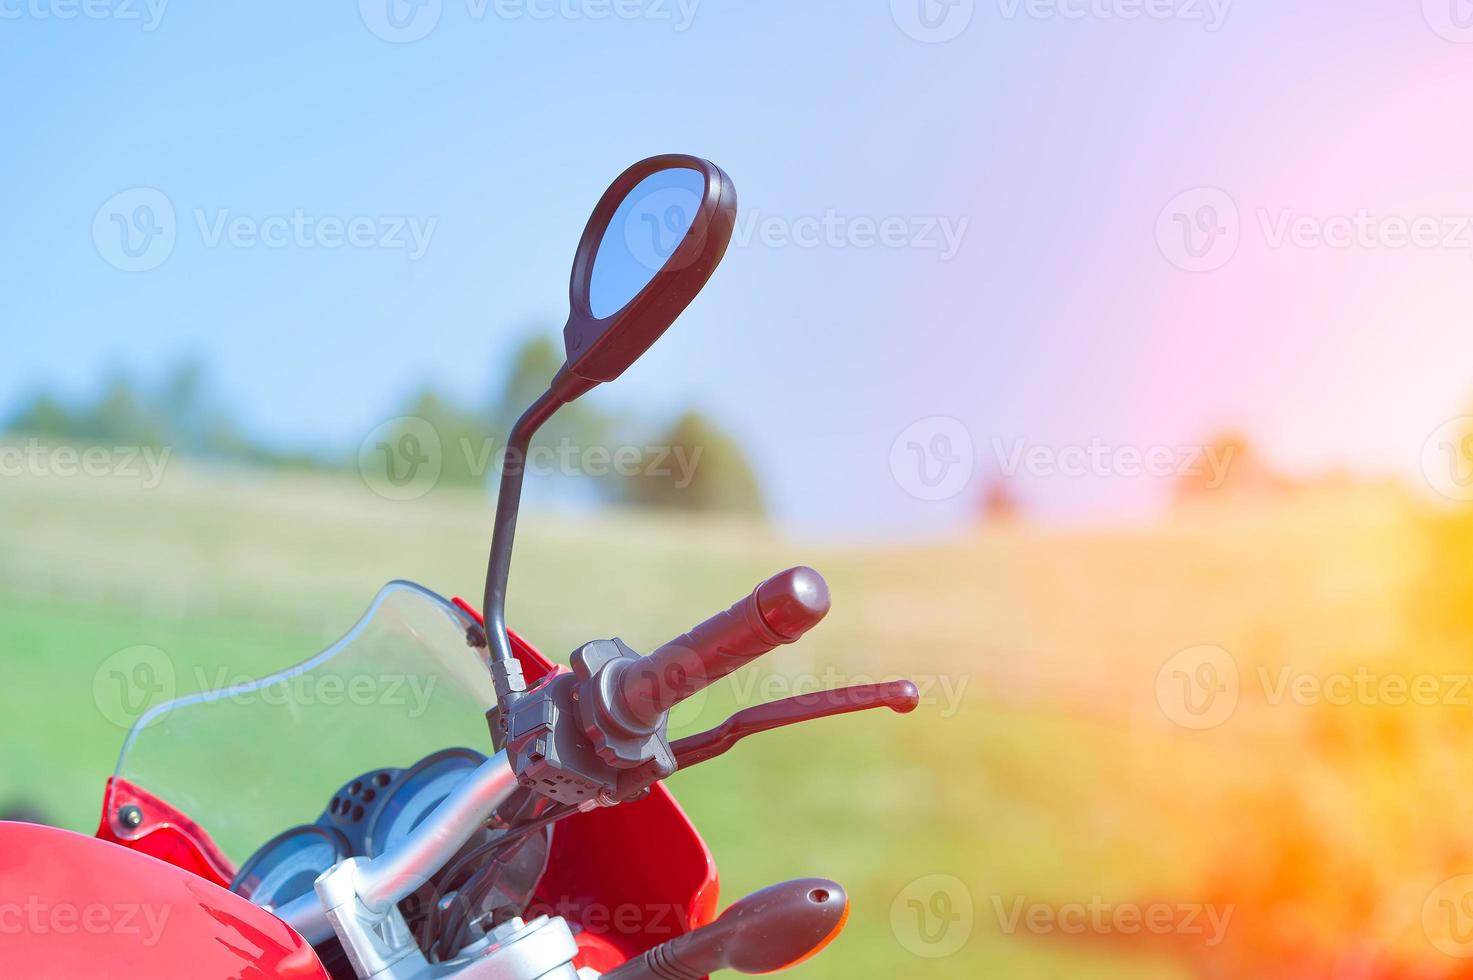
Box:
[588,167,706,319]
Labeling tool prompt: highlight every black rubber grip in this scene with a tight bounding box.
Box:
[599,878,849,980]
[614,566,831,728]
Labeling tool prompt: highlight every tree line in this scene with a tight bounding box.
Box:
[4,335,764,516]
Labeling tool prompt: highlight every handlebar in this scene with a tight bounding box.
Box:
[612,566,831,729]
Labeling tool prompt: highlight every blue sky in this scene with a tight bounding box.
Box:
[5,3,1473,534]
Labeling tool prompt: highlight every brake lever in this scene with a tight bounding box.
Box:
[671,680,920,770]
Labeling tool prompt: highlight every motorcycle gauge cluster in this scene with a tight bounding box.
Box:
[230,825,348,910]
[362,748,486,857]
[230,748,488,909]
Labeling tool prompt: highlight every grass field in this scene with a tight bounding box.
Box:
[4,463,1473,977]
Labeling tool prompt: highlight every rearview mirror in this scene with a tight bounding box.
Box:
[481,156,736,701]
[557,155,737,396]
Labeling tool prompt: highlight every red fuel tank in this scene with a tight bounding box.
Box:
[0,821,329,979]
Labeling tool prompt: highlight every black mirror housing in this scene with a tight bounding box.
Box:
[556,154,737,398]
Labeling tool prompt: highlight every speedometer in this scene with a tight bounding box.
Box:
[230,825,349,910]
[363,748,485,857]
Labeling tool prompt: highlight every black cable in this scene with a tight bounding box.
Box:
[431,835,530,960]
[410,791,541,957]
[427,803,580,962]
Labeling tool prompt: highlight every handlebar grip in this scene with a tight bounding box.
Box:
[600,878,850,980]
[615,566,830,728]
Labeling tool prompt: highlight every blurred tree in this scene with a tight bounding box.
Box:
[1174,430,1287,503]
[91,372,161,444]
[481,331,621,502]
[5,390,72,438]
[620,410,763,517]
[7,371,163,447]
[489,333,565,432]
[979,477,1021,525]
[488,332,612,448]
[390,388,496,487]
[2,360,321,468]
[4,342,768,513]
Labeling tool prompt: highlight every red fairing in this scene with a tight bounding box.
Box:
[0,821,328,979]
[97,776,236,889]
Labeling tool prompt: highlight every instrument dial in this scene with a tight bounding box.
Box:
[230,825,348,910]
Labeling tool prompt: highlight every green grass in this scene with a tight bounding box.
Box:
[13,466,1449,977]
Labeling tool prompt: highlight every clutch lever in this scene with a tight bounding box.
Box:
[671,680,920,770]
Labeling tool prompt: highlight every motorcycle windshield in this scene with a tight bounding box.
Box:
[106,581,499,868]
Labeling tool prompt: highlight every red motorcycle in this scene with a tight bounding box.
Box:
[1,155,919,979]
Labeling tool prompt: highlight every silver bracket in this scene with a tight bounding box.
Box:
[315,857,582,980]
